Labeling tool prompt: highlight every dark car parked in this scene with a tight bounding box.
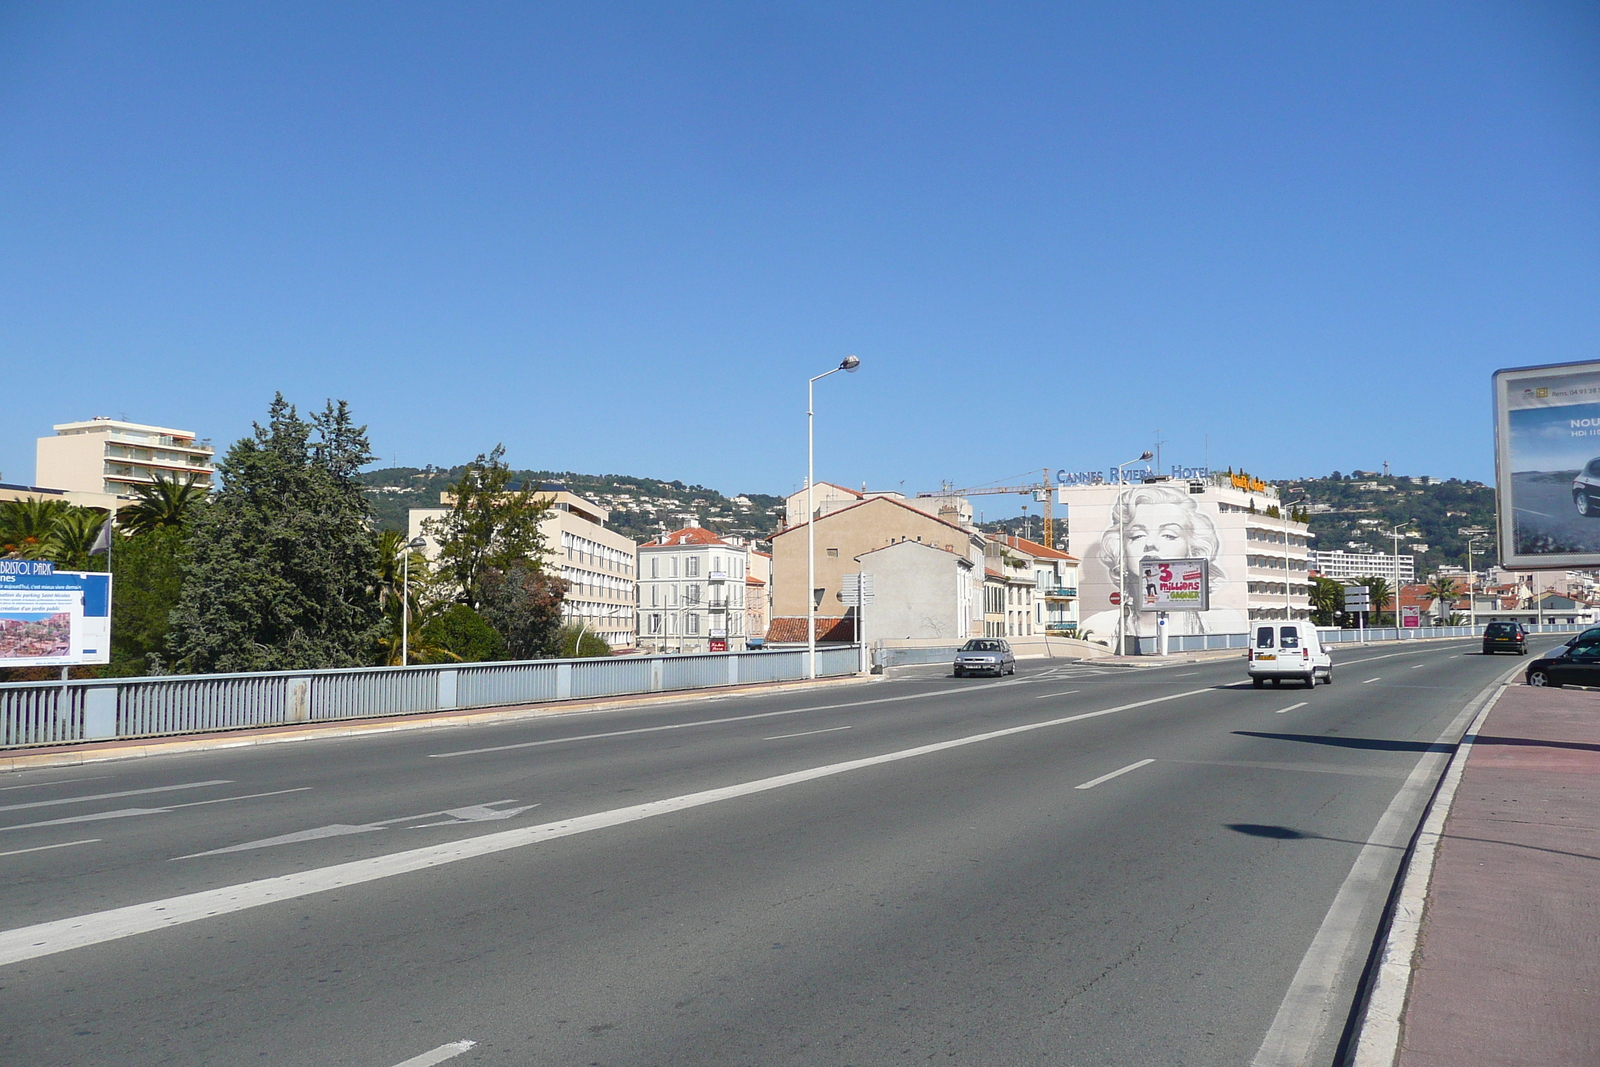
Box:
[1482,621,1528,655]
[1526,638,1600,688]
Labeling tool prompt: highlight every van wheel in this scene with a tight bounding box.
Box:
[1252,678,1263,688]
[1324,668,1334,685]
[1304,674,1315,689]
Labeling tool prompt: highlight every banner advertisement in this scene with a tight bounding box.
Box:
[1494,359,1600,568]
[0,561,112,667]
[1401,605,1421,628]
[1137,558,1210,612]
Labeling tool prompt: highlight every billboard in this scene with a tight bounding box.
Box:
[1137,558,1210,612]
[0,561,111,668]
[1495,360,1600,569]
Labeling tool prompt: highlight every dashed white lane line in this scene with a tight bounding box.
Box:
[0,775,110,792]
[0,686,1220,967]
[0,780,233,814]
[388,1040,476,1067]
[0,788,311,833]
[1034,690,1081,699]
[0,838,100,858]
[1362,677,1381,684]
[1411,663,1427,669]
[1075,759,1156,790]
[1274,702,1308,715]
[764,725,852,740]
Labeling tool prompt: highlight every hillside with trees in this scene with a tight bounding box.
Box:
[1278,470,1498,576]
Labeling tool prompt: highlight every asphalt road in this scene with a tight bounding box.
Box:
[0,640,1529,1067]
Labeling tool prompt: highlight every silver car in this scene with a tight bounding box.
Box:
[954,638,1015,677]
[1575,458,1600,518]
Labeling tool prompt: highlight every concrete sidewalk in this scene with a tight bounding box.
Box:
[1365,682,1600,1066]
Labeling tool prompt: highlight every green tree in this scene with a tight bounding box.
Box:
[166,395,387,673]
[1425,574,1460,623]
[419,604,505,663]
[41,507,108,571]
[1309,576,1345,627]
[556,623,613,659]
[479,561,568,659]
[425,445,553,610]
[108,524,187,675]
[0,498,70,558]
[120,474,207,536]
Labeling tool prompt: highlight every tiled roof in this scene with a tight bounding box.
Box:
[771,494,975,541]
[993,534,1077,561]
[640,527,732,548]
[765,616,856,643]
[746,575,766,585]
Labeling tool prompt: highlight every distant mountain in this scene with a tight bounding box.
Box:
[358,466,786,545]
[1279,471,1498,575]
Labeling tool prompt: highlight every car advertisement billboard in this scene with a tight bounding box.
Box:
[1494,360,1600,569]
[0,561,111,668]
[1137,558,1210,612]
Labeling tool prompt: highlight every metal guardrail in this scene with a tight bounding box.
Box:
[1134,622,1587,655]
[0,646,863,749]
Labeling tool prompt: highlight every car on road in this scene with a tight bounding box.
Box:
[1482,621,1529,655]
[1574,458,1600,518]
[954,639,1015,677]
[1247,622,1332,688]
[1526,635,1600,688]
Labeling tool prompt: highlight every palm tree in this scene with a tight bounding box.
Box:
[1309,576,1344,626]
[1359,575,1393,625]
[41,507,108,571]
[0,498,71,558]
[1425,574,1461,623]
[120,474,207,535]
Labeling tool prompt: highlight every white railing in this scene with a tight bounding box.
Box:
[0,646,862,749]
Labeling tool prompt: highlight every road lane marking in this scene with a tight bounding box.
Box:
[0,787,310,833]
[1411,663,1426,669]
[176,800,539,858]
[389,1041,476,1067]
[764,726,852,740]
[1362,677,1380,684]
[0,776,110,792]
[1274,702,1308,714]
[1250,660,1522,1067]
[0,780,233,814]
[0,838,100,857]
[1075,759,1156,790]
[1033,690,1080,699]
[1175,672,1200,677]
[0,686,1222,966]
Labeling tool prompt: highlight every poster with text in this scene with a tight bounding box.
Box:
[1495,360,1600,568]
[1137,558,1210,612]
[0,562,112,667]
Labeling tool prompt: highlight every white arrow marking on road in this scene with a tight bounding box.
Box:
[174,800,538,857]
[409,802,538,828]
[0,838,101,858]
[180,824,388,858]
[0,780,233,813]
[0,788,310,835]
[388,1040,476,1067]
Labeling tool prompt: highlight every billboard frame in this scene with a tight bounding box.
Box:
[1494,359,1600,570]
[1136,558,1211,613]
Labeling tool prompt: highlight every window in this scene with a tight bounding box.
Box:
[686,556,699,577]
[1278,627,1300,649]
[687,614,700,635]
[826,548,838,558]
[1255,626,1275,648]
[651,557,659,578]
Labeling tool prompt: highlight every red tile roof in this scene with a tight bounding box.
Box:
[641,527,732,548]
[746,575,766,586]
[765,616,855,643]
[993,534,1077,561]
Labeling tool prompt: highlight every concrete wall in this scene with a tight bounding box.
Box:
[857,540,972,643]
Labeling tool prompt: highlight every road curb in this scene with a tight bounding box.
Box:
[1346,662,1525,1067]
[0,672,875,773]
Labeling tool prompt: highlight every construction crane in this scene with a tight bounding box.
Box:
[918,469,1059,549]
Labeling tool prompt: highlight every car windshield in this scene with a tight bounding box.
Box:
[1278,627,1300,649]
[961,640,1004,652]
[1486,624,1516,636]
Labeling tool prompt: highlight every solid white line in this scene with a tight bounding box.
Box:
[0,780,233,813]
[388,1040,476,1067]
[1274,702,1308,715]
[0,838,100,858]
[1075,759,1156,790]
[1350,682,1509,1065]
[1033,690,1081,699]
[0,788,311,833]
[1250,664,1520,1067]
[764,726,852,740]
[0,686,1221,967]
[1362,677,1380,684]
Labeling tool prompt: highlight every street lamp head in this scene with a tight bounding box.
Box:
[407,536,428,550]
[840,355,861,372]
[1138,451,1153,461]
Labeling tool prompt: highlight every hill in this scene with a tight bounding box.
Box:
[358,467,786,545]
[1280,471,1498,577]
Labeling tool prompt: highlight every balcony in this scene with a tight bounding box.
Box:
[1041,587,1078,600]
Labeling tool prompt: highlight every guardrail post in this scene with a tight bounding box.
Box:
[650,658,663,692]
[285,677,312,723]
[556,662,572,701]
[438,669,458,710]
[83,685,117,740]
[728,654,740,686]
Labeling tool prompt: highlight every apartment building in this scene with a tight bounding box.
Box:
[410,488,638,649]
[1310,549,1416,585]
[782,483,974,529]
[636,526,752,654]
[991,534,1080,634]
[37,418,214,497]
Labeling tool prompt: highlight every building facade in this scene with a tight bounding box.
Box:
[854,539,975,644]
[36,418,214,497]
[1310,549,1416,584]
[636,526,752,654]
[991,534,1080,634]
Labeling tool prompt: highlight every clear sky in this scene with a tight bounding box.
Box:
[2,3,1596,514]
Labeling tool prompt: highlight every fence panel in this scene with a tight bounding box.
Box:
[736,650,809,684]
[454,662,559,709]
[816,646,862,677]
[120,674,288,735]
[570,657,654,700]
[312,668,440,721]
[660,655,729,691]
[0,685,80,747]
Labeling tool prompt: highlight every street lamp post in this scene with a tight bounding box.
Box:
[1281,495,1308,621]
[400,535,427,667]
[807,356,861,679]
[1114,451,1155,656]
[1387,519,1415,631]
[1467,536,1488,631]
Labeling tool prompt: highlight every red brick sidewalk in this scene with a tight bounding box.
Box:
[1396,683,1600,1066]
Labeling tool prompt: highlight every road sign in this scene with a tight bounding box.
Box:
[1344,585,1371,611]
[1137,558,1209,612]
[0,562,111,668]
[839,573,875,606]
[1109,591,1122,606]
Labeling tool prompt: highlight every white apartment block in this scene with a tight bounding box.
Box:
[636,527,754,654]
[1310,550,1416,585]
[410,488,638,649]
[37,418,215,497]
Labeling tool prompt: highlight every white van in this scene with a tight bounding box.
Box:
[1247,623,1332,688]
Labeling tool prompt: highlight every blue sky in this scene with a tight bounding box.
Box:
[2,3,1596,513]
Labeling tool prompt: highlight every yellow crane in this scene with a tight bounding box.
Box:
[918,469,1059,549]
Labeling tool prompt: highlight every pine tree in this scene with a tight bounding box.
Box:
[166,395,386,672]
